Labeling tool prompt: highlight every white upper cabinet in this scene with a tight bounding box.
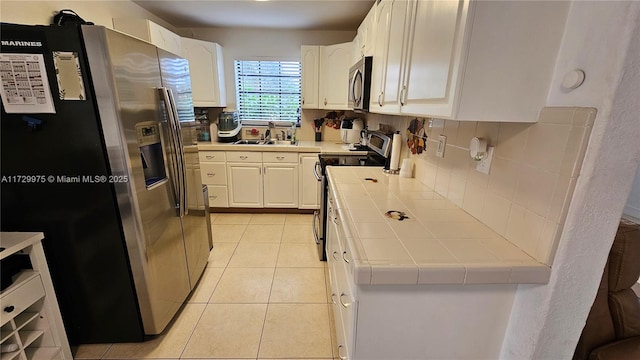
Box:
[181,37,227,107]
[301,43,352,110]
[301,46,320,109]
[369,0,569,122]
[359,3,377,59]
[369,0,410,114]
[399,0,465,117]
[319,42,352,110]
[113,18,182,56]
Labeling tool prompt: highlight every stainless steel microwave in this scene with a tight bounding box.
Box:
[348,56,372,112]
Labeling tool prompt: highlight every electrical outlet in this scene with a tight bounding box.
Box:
[476,146,494,174]
[436,135,446,158]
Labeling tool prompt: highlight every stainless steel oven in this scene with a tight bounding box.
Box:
[313,133,391,261]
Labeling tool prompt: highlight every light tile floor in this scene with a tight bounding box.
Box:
[73,213,338,360]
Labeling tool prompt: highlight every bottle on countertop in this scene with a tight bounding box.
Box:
[291,122,297,142]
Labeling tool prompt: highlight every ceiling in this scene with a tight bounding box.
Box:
[132,0,376,31]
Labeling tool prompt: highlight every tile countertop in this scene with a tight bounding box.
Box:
[326,166,551,286]
[196,140,368,155]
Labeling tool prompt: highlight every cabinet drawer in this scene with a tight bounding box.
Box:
[200,163,227,186]
[207,185,229,207]
[198,151,226,163]
[334,259,356,353]
[330,262,354,360]
[226,152,262,162]
[262,152,298,163]
[0,273,45,326]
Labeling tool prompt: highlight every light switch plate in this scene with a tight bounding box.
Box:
[476,146,494,174]
[436,135,446,158]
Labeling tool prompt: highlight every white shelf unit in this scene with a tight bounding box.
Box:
[0,233,71,360]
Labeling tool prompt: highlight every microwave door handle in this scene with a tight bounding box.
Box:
[166,88,187,217]
[352,69,361,107]
[158,88,181,213]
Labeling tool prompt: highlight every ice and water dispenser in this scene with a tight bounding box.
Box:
[136,122,167,187]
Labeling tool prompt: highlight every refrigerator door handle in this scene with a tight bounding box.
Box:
[165,88,187,217]
[159,87,181,215]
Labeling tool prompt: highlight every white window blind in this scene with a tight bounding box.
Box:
[234,60,301,124]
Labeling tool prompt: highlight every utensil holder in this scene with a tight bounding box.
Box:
[315,132,322,142]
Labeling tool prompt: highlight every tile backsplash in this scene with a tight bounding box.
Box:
[367,108,596,266]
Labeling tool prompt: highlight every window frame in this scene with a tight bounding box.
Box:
[233,58,302,127]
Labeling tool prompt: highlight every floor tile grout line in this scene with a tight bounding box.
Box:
[255,231,282,359]
[175,300,210,360]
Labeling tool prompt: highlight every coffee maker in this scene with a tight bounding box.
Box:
[340,118,364,145]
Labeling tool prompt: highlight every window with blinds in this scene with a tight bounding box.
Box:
[234,60,301,124]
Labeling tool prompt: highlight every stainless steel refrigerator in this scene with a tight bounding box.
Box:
[0,23,211,344]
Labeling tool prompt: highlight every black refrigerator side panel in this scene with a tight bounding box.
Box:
[0,24,145,344]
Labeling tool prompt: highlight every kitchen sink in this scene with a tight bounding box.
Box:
[266,140,298,146]
[232,139,298,146]
[233,139,265,145]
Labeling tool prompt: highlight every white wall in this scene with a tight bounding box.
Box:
[624,169,640,222]
[180,27,355,111]
[500,1,640,359]
[0,0,175,30]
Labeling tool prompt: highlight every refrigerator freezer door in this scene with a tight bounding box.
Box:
[158,49,210,289]
[82,26,191,335]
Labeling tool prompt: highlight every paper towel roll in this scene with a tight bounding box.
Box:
[390,132,402,171]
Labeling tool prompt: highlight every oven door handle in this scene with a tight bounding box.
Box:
[313,161,322,181]
[312,210,321,245]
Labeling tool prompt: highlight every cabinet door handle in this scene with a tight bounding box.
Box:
[378,92,383,107]
[342,251,350,264]
[207,172,215,177]
[240,155,248,160]
[302,97,305,105]
[331,293,337,305]
[324,98,327,106]
[332,251,340,261]
[400,85,407,106]
[339,293,351,308]
[338,345,347,360]
[209,195,218,199]
[206,155,215,160]
[4,305,15,313]
[276,156,285,160]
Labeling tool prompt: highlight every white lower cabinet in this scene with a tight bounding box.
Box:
[199,151,228,207]
[226,151,263,207]
[326,195,356,360]
[298,153,320,210]
[201,150,309,209]
[263,152,298,208]
[326,185,518,359]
